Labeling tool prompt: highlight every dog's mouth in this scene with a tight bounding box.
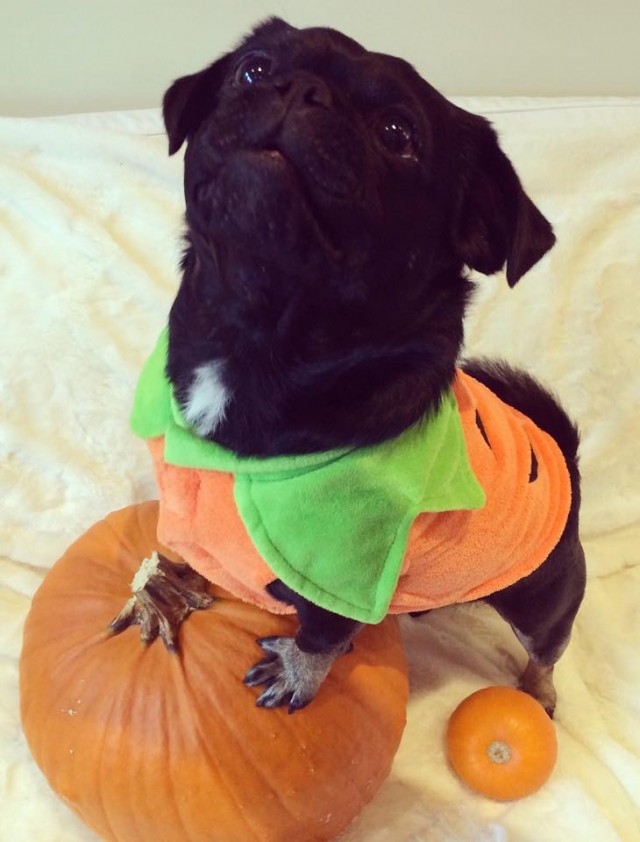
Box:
[242,143,349,261]
[188,115,369,265]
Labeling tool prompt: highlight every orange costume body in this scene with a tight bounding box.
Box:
[141,368,572,622]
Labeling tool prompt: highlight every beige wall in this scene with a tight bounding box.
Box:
[3,0,639,116]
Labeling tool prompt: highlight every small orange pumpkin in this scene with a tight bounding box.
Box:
[20,502,408,842]
[446,686,557,800]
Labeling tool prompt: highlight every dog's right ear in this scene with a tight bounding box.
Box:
[163,57,230,155]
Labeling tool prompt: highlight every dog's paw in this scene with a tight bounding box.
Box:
[518,684,556,719]
[518,662,557,718]
[243,636,337,713]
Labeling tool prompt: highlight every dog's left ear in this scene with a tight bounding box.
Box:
[454,116,555,287]
[163,56,231,155]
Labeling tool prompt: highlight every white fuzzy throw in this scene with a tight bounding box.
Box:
[1,98,639,841]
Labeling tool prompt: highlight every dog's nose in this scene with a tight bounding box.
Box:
[274,74,333,110]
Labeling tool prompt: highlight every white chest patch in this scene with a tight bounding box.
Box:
[182,361,230,437]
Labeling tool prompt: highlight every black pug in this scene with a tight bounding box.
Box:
[127,17,586,716]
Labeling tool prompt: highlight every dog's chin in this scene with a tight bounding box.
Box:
[188,149,349,264]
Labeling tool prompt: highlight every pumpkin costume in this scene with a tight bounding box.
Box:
[132,330,571,623]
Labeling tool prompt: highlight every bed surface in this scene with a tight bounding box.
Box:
[1,97,639,841]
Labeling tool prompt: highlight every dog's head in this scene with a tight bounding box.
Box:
[165,17,553,286]
[163,18,555,455]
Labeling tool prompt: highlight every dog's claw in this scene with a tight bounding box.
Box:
[258,636,288,654]
[243,655,278,688]
[255,686,281,707]
[287,695,310,715]
[244,635,338,712]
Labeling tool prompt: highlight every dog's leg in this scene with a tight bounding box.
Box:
[484,532,586,717]
[244,581,363,713]
[509,626,572,717]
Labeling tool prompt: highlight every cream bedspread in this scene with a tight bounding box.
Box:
[1,98,639,841]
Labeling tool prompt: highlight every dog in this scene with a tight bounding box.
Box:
[123,17,586,717]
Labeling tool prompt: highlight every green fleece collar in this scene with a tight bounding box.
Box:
[131,329,486,622]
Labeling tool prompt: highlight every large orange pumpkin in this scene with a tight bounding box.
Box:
[446,686,557,800]
[20,502,408,842]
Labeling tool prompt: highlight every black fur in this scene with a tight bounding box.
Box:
[164,17,554,456]
[160,18,584,713]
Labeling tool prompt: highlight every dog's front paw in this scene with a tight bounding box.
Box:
[244,636,337,713]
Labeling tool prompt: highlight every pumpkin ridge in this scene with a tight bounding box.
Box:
[190,621,322,837]
[157,611,305,839]
[107,664,163,842]
[78,677,121,841]
[169,651,277,842]
[121,648,195,840]
[22,631,109,804]
[150,667,219,842]
[333,656,407,803]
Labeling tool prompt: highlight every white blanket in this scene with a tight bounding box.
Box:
[1,98,639,841]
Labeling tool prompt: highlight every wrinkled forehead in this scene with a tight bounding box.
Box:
[236,18,448,113]
[237,18,369,64]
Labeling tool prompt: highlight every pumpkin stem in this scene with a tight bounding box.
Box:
[108,552,215,653]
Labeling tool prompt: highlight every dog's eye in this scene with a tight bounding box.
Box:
[235,52,274,86]
[379,113,417,160]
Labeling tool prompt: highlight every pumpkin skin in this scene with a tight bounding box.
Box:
[446,686,557,800]
[20,502,409,842]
